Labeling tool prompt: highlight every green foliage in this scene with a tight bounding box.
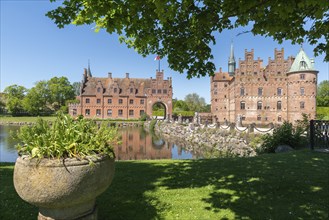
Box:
[184,93,207,112]
[260,121,307,153]
[139,113,149,121]
[317,107,329,120]
[317,80,329,107]
[3,85,27,115]
[172,111,194,117]
[47,0,329,78]
[149,119,157,133]
[15,113,119,159]
[71,81,81,96]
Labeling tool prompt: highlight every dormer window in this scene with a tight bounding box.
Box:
[97,87,101,93]
[130,88,134,93]
[114,88,118,93]
[300,74,305,80]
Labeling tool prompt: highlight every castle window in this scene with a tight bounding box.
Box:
[214,83,217,88]
[130,88,134,93]
[108,99,112,104]
[152,89,156,94]
[300,74,305,80]
[140,110,145,116]
[129,99,134,104]
[224,84,227,87]
[86,98,90,103]
[163,89,167,94]
[140,99,145,105]
[118,109,123,116]
[157,89,162,94]
[257,101,262,110]
[258,88,263,96]
[300,102,305,109]
[265,116,268,121]
[257,115,261,121]
[241,72,245,75]
[107,109,112,116]
[240,87,245,96]
[119,99,123,104]
[224,95,227,98]
[254,72,257,75]
[278,115,282,122]
[214,90,217,95]
[114,88,118,93]
[277,101,282,110]
[240,101,246,110]
[300,87,305,95]
[129,110,134,116]
[72,109,77,115]
[96,109,101,116]
[241,115,246,121]
[277,88,282,96]
[97,99,101,104]
[97,87,101,93]
[85,109,90,116]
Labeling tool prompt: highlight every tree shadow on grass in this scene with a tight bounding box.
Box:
[157,151,329,219]
[1,151,328,220]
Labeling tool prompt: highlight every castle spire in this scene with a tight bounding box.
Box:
[228,40,236,76]
[87,59,92,77]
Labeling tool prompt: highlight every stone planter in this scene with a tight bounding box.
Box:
[14,155,115,220]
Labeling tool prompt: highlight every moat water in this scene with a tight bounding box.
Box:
[0,125,193,162]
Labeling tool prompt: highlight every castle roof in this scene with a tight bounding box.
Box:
[288,48,315,73]
[81,76,151,96]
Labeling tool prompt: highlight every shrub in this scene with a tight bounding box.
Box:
[260,121,307,153]
[15,113,120,160]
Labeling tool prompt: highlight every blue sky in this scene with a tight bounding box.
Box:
[1,1,328,104]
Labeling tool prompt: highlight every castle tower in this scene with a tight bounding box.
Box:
[287,48,318,122]
[228,41,236,76]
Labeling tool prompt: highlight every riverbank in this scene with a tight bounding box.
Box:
[0,116,144,127]
[145,121,260,157]
[1,150,328,219]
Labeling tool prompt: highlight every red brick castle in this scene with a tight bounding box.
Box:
[69,68,173,119]
[211,45,318,124]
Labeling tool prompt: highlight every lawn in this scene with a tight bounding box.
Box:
[1,150,328,219]
[0,116,56,123]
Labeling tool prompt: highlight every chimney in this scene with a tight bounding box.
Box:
[126,73,129,78]
[108,72,112,78]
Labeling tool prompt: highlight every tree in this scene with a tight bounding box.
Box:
[3,85,27,115]
[173,99,189,111]
[184,93,206,112]
[47,0,329,78]
[72,82,81,96]
[48,77,76,108]
[23,81,51,115]
[317,80,329,107]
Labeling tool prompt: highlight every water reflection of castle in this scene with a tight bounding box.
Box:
[114,127,173,160]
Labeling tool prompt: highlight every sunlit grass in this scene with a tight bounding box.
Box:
[1,150,328,219]
[0,116,56,123]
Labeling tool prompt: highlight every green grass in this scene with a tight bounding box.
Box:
[317,107,329,120]
[0,116,56,123]
[1,150,328,219]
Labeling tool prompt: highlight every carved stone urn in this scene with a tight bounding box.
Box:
[13,155,115,220]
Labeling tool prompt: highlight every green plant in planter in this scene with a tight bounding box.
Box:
[15,113,120,160]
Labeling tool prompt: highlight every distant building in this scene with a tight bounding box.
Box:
[210,46,318,125]
[69,67,173,119]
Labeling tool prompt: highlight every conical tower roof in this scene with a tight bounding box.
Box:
[288,48,315,73]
